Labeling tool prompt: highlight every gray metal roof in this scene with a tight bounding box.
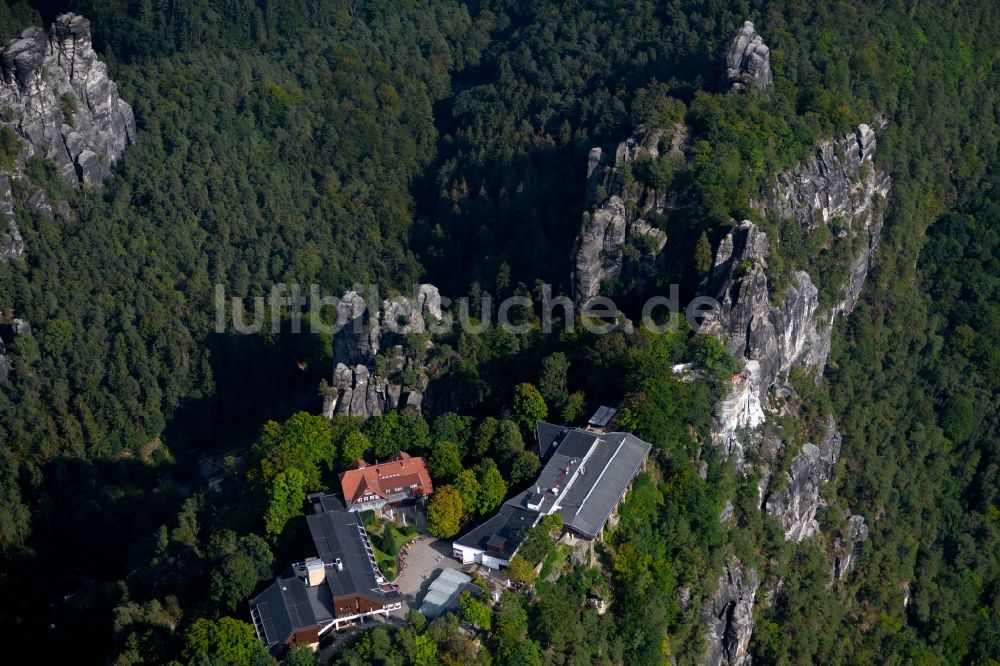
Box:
[455,426,652,550]
[418,568,475,619]
[250,569,321,655]
[534,421,570,458]
[250,578,294,652]
[454,503,539,557]
[550,431,650,538]
[251,505,402,654]
[587,405,618,428]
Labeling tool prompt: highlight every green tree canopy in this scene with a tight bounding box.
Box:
[428,440,463,484]
[476,459,508,515]
[512,383,548,432]
[340,430,372,466]
[454,469,480,516]
[208,531,274,611]
[253,412,335,489]
[458,591,492,630]
[510,450,541,486]
[427,485,463,538]
[492,419,525,467]
[538,353,570,408]
[470,417,498,458]
[263,467,307,541]
[182,617,272,666]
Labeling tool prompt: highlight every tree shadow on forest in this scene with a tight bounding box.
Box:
[1,454,187,664]
[162,326,330,476]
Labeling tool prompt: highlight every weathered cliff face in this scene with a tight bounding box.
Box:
[0,173,22,263]
[0,13,135,187]
[696,125,885,664]
[702,556,759,666]
[763,418,842,541]
[0,13,134,266]
[703,124,890,468]
[324,284,442,419]
[571,125,673,306]
[0,317,30,384]
[830,514,869,583]
[726,21,773,92]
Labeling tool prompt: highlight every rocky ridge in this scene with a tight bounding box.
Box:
[693,125,887,665]
[323,285,443,419]
[830,514,869,583]
[567,120,887,664]
[571,124,677,307]
[0,317,30,384]
[0,14,133,384]
[703,124,890,471]
[762,417,842,541]
[701,556,760,666]
[726,21,773,92]
[0,12,135,265]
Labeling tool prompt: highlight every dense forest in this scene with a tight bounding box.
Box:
[0,0,997,664]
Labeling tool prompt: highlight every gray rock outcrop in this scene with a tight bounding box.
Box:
[0,13,135,187]
[726,21,773,92]
[697,125,888,663]
[830,514,869,583]
[702,556,759,666]
[0,13,135,263]
[571,125,673,306]
[324,285,442,419]
[703,124,890,467]
[763,418,842,541]
[0,317,30,384]
[0,13,134,265]
[0,173,22,263]
[0,338,9,383]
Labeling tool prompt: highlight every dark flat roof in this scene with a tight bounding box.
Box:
[454,503,539,559]
[307,492,345,513]
[251,578,294,652]
[251,506,401,653]
[307,510,394,601]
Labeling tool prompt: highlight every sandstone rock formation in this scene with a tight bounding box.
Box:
[0,13,135,186]
[0,338,9,384]
[0,13,135,264]
[324,285,442,419]
[703,124,890,467]
[0,317,30,384]
[726,21,773,92]
[694,125,888,662]
[0,173,22,263]
[571,125,673,307]
[702,556,759,666]
[763,418,842,541]
[830,514,869,583]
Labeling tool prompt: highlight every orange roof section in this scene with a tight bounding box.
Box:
[339,452,433,506]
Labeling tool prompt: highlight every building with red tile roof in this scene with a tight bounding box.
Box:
[338,452,433,513]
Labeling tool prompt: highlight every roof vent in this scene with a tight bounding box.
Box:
[334,557,344,572]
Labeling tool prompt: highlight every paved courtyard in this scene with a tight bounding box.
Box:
[391,536,464,615]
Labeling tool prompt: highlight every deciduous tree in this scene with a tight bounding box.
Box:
[427,485,462,538]
[513,383,548,432]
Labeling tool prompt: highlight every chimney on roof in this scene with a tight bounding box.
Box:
[305,557,325,587]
